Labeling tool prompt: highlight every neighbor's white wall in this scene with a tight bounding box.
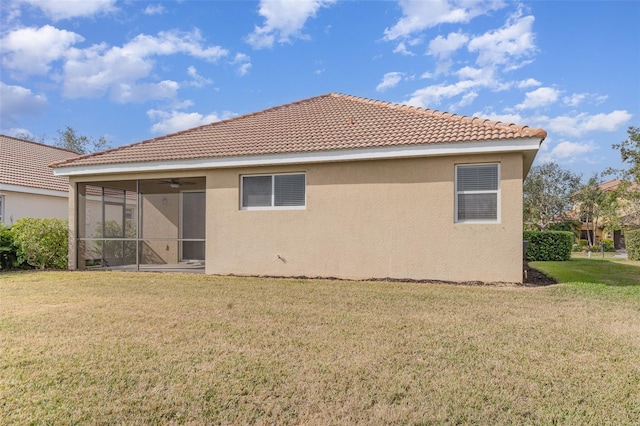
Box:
[0,190,68,225]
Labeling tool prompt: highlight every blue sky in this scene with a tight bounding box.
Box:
[1,0,638,178]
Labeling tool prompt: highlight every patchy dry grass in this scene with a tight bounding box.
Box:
[1,271,639,424]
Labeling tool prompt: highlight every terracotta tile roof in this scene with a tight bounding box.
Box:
[52,92,547,169]
[599,178,640,191]
[1,135,79,192]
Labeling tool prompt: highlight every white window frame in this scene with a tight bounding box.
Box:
[454,163,500,224]
[0,195,4,223]
[240,172,306,211]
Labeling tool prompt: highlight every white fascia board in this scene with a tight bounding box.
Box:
[53,138,542,177]
[0,183,68,198]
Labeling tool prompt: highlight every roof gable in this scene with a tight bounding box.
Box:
[52,93,546,170]
[0,135,79,193]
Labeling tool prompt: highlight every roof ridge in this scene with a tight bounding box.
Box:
[0,134,81,155]
[329,92,547,139]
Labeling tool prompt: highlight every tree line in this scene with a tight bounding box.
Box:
[15,126,110,155]
[524,126,640,246]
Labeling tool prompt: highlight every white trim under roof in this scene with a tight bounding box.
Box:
[53,137,542,177]
[0,183,68,198]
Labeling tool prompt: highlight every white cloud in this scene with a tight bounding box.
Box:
[1,25,84,76]
[582,110,633,133]
[393,41,415,56]
[246,0,336,49]
[147,108,236,134]
[563,93,587,107]
[143,4,165,15]
[537,140,597,163]
[545,110,632,137]
[516,87,560,110]
[19,0,117,20]
[232,53,252,76]
[384,0,505,41]
[110,80,180,104]
[562,92,608,107]
[186,66,213,88]
[62,30,228,101]
[428,31,469,59]
[476,111,524,124]
[376,72,404,92]
[0,82,48,125]
[450,91,478,110]
[517,78,541,88]
[467,14,536,67]
[404,79,478,108]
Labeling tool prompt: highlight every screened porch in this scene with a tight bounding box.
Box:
[75,177,206,272]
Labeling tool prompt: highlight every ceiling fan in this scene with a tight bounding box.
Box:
[158,178,196,189]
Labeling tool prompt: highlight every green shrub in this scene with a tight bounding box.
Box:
[601,238,615,252]
[627,229,640,261]
[10,218,68,269]
[0,224,21,269]
[523,231,573,261]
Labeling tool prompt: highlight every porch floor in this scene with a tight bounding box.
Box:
[87,262,205,274]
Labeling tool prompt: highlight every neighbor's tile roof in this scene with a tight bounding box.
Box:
[599,178,639,191]
[52,93,547,169]
[1,135,79,192]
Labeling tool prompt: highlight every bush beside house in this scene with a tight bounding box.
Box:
[627,229,640,261]
[524,231,573,261]
[6,218,68,269]
[0,224,20,269]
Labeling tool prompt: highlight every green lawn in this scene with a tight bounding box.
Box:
[531,257,640,299]
[1,270,639,424]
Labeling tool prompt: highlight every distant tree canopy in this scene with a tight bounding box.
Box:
[13,126,110,155]
[523,162,581,231]
[613,126,640,184]
[610,126,640,228]
[55,126,110,155]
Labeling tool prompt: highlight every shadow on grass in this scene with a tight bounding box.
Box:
[530,258,640,287]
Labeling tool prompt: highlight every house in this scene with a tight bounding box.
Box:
[51,93,546,282]
[0,135,78,225]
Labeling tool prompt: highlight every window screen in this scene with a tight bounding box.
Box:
[274,174,305,206]
[242,175,272,207]
[242,173,305,209]
[456,164,499,222]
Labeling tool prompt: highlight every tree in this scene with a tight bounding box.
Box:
[610,126,640,228]
[572,175,606,246]
[613,126,640,184]
[523,162,581,231]
[12,131,46,144]
[54,126,110,154]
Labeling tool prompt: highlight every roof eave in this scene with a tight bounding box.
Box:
[53,137,543,178]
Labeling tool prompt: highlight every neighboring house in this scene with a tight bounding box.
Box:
[576,179,640,249]
[51,93,546,283]
[0,135,78,224]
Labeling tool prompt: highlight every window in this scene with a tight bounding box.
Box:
[241,173,306,209]
[0,195,3,223]
[455,163,499,223]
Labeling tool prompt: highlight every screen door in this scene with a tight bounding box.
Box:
[181,191,205,261]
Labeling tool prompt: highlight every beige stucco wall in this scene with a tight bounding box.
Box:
[66,154,524,282]
[206,153,524,283]
[0,190,68,225]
